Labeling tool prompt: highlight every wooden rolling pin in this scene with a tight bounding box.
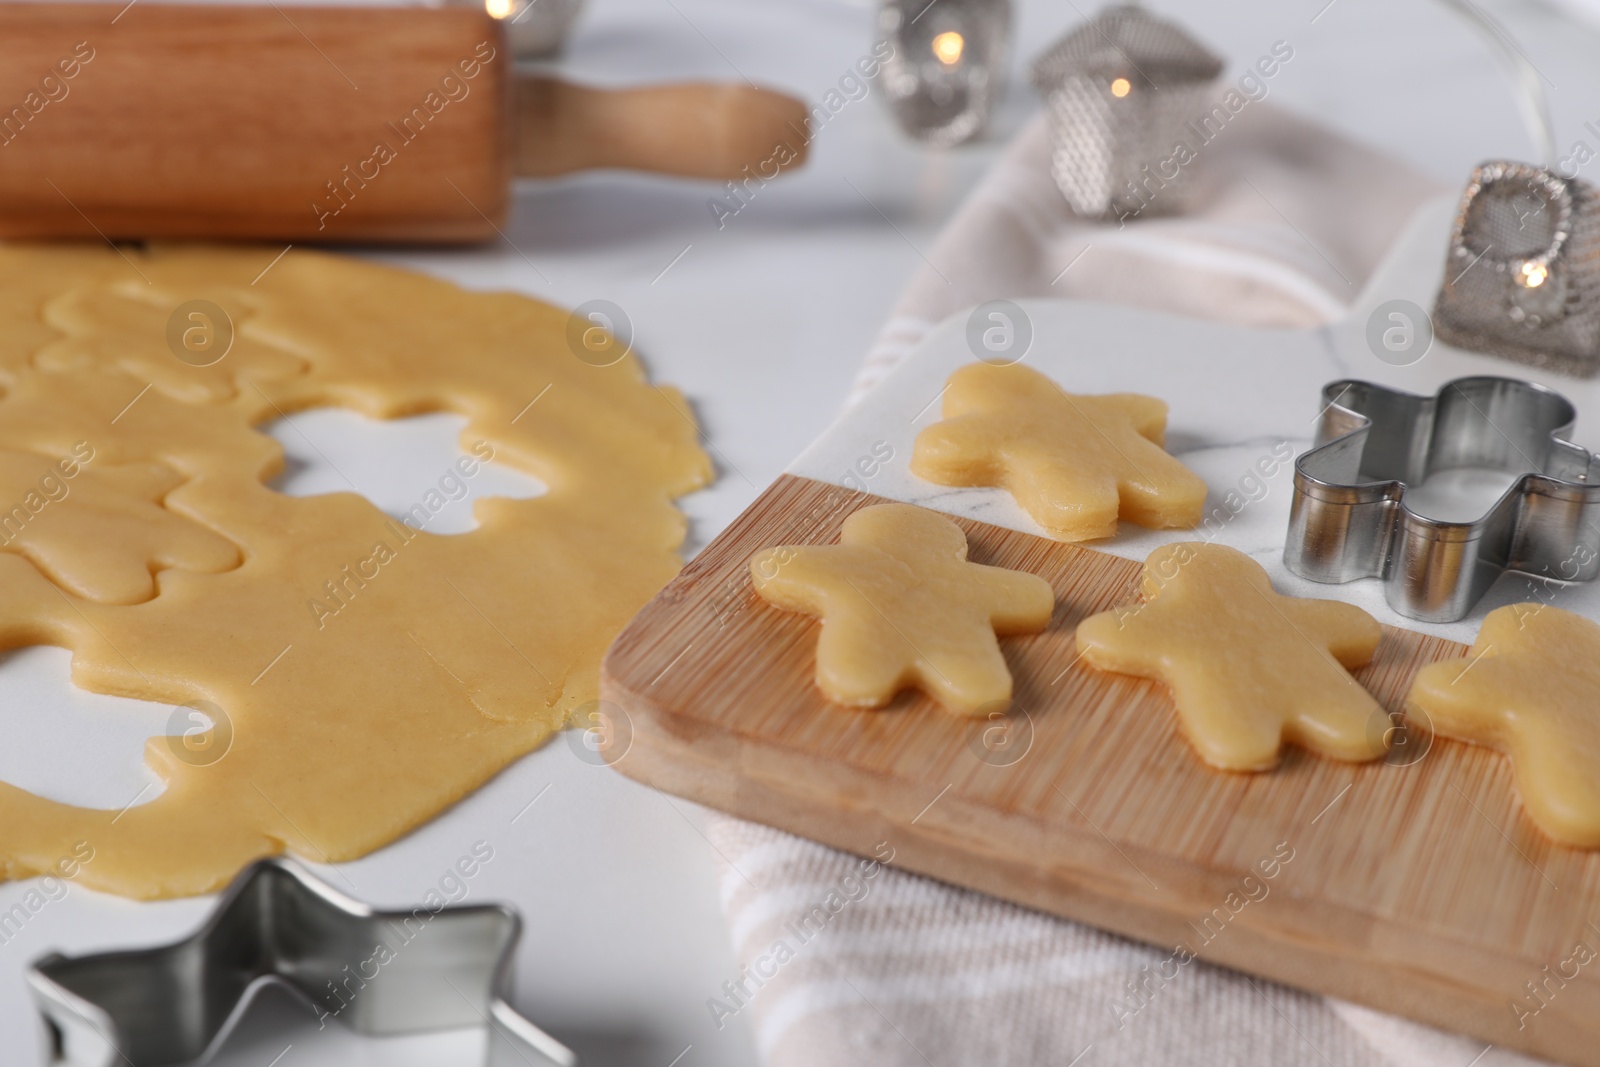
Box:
[0,4,809,243]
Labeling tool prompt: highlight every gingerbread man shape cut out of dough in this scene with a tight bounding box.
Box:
[1409,603,1600,848]
[0,449,239,605]
[749,503,1054,715]
[1075,542,1386,770]
[911,362,1207,541]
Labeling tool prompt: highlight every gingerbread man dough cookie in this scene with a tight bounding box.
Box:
[1409,603,1600,848]
[911,362,1206,541]
[1075,543,1386,770]
[749,503,1054,714]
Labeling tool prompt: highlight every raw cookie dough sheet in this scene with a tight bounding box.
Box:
[0,243,710,900]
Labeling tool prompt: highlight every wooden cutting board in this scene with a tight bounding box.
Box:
[602,472,1600,1066]
[602,204,1600,1063]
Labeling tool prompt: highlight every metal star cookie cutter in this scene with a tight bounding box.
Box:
[1284,376,1600,623]
[26,857,576,1067]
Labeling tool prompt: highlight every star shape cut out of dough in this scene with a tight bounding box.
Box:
[1409,603,1600,847]
[1075,542,1386,770]
[911,362,1207,541]
[749,502,1054,714]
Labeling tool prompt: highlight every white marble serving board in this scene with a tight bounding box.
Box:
[788,193,1600,647]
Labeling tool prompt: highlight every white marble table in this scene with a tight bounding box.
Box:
[4,0,1600,1064]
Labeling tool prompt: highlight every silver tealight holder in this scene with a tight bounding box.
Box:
[456,0,585,59]
[1030,5,1222,221]
[877,0,1011,148]
[1434,160,1600,377]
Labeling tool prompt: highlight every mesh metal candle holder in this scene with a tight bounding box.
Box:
[1433,160,1600,378]
[877,0,1011,148]
[1029,5,1222,221]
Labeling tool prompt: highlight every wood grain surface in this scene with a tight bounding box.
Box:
[602,473,1600,1067]
[0,4,510,242]
[511,78,809,182]
[0,4,809,242]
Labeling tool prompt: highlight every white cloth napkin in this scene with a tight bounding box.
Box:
[702,104,1550,1066]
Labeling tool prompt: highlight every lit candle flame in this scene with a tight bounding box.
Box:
[1110,77,1131,98]
[485,0,514,18]
[932,31,965,66]
[1520,261,1549,288]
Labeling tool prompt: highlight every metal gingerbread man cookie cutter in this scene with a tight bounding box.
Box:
[27,857,576,1067]
[1285,376,1600,623]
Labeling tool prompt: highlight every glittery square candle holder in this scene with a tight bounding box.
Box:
[877,0,1011,148]
[1434,161,1600,378]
